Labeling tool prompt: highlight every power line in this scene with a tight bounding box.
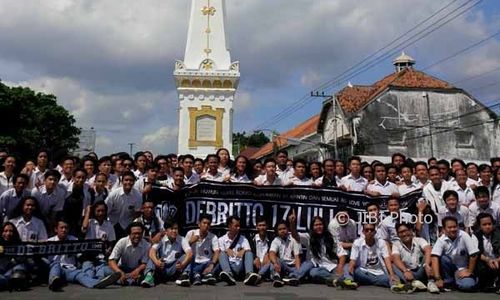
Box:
[255,0,483,130]
[452,65,500,85]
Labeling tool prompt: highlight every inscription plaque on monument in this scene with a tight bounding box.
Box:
[196,115,216,141]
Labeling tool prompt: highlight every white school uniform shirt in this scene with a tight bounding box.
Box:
[152,235,191,264]
[468,201,500,223]
[422,181,449,214]
[10,216,47,242]
[0,172,14,196]
[200,171,225,182]
[492,185,500,206]
[230,173,252,183]
[471,234,495,259]
[254,174,283,186]
[88,174,119,191]
[431,230,479,270]
[298,232,347,271]
[31,184,67,217]
[285,175,313,186]
[276,166,294,184]
[184,172,200,185]
[379,212,413,242]
[367,180,399,196]
[0,188,30,220]
[270,235,301,266]
[328,218,358,244]
[254,234,270,263]
[105,187,142,229]
[350,237,390,275]
[398,181,421,195]
[185,229,219,264]
[340,174,368,192]
[58,175,73,191]
[466,177,479,188]
[392,237,429,270]
[27,167,46,190]
[451,183,476,206]
[47,235,78,267]
[85,219,116,242]
[437,206,473,229]
[133,169,146,180]
[218,165,231,176]
[218,233,251,264]
[109,236,150,270]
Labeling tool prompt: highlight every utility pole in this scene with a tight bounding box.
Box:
[423,92,434,157]
[128,143,135,157]
[311,91,334,159]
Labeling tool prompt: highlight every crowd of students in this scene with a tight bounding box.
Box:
[0,148,500,294]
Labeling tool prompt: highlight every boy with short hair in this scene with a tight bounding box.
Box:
[141,219,192,287]
[250,216,273,280]
[185,213,220,285]
[269,220,302,287]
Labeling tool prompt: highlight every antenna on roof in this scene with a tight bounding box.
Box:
[347,81,353,88]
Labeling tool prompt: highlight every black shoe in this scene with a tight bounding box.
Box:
[49,276,64,291]
[220,271,236,286]
[193,274,202,286]
[176,272,191,287]
[94,272,121,289]
[201,273,217,285]
[273,278,284,288]
[283,276,299,286]
[243,273,260,286]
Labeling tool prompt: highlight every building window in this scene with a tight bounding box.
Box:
[387,130,406,146]
[455,131,474,148]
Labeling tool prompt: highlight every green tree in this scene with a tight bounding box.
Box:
[0,81,80,160]
[232,131,270,155]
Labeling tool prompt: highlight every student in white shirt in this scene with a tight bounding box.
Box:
[182,154,200,185]
[0,173,30,221]
[431,216,479,292]
[58,156,75,191]
[82,201,116,255]
[437,190,473,233]
[469,186,500,224]
[200,155,224,182]
[253,158,283,186]
[391,223,435,293]
[423,166,449,214]
[27,150,49,189]
[9,196,47,242]
[216,148,232,176]
[296,216,349,286]
[0,155,16,195]
[108,222,150,286]
[47,218,120,291]
[269,220,302,287]
[185,213,220,285]
[141,219,192,287]
[452,169,476,207]
[31,169,67,225]
[314,159,338,188]
[472,213,500,293]
[217,216,260,286]
[250,216,272,279]
[134,164,158,195]
[398,165,421,195]
[437,159,454,183]
[340,156,368,192]
[226,155,252,183]
[89,173,109,203]
[466,162,480,187]
[328,209,357,253]
[285,159,313,186]
[492,168,500,205]
[88,156,118,191]
[478,164,493,189]
[133,152,147,180]
[167,167,186,191]
[275,150,294,183]
[133,200,161,242]
[414,161,429,187]
[345,223,410,293]
[105,171,142,239]
[378,196,413,246]
[366,163,399,197]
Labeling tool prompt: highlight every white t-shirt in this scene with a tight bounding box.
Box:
[254,174,283,186]
[152,235,191,264]
[10,216,48,242]
[431,230,479,270]
[422,181,449,214]
[105,187,142,229]
[392,237,429,270]
[109,236,150,269]
[340,174,368,192]
[350,237,389,276]
[270,235,301,266]
[398,181,421,195]
[367,180,399,196]
[201,172,225,182]
[285,175,313,186]
[218,232,251,264]
[85,219,116,242]
[437,206,473,230]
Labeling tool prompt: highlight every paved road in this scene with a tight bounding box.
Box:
[1,283,498,300]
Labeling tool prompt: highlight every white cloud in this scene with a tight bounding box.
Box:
[141,126,178,154]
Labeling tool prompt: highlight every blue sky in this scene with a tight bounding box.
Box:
[0,0,499,155]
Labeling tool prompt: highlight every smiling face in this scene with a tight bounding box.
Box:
[397,224,413,244]
[2,224,15,241]
[312,218,324,235]
[443,219,458,239]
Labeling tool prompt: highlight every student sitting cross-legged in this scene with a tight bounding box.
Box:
[47,218,121,291]
[185,213,220,285]
[141,219,192,287]
[249,216,273,280]
[344,223,413,293]
[108,222,150,286]
[472,213,500,293]
[216,215,261,286]
[269,220,303,287]
[431,216,479,292]
[391,222,438,293]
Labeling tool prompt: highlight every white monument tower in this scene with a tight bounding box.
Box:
[174,0,239,158]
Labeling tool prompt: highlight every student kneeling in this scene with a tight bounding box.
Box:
[47,218,120,291]
[141,219,192,287]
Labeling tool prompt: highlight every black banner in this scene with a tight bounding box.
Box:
[151,182,422,233]
[0,240,105,257]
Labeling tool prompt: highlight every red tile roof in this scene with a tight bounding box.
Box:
[337,68,454,114]
[250,114,320,159]
[238,146,259,159]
